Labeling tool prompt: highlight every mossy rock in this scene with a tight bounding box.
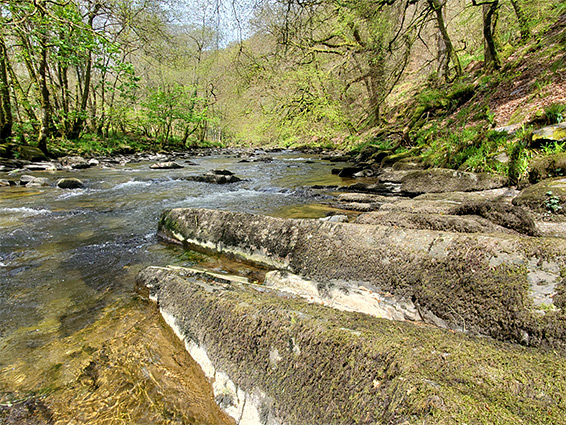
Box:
[531,123,566,146]
[18,146,48,161]
[158,208,566,350]
[139,265,566,425]
[399,168,508,195]
[454,201,539,236]
[528,153,566,183]
[513,177,566,213]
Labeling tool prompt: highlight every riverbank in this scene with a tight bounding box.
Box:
[139,153,566,424]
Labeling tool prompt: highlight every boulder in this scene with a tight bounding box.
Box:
[0,158,29,172]
[337,167,364,178]
[18,146,48,162]
[0,143,16,158]
[352,169,375,178]
[57,178,84,189]
[19,174,47,186]
[527,153,566,183]
[150,161,184,169]
[513,177,566,214]
[60,156,90,169]
[137,265,566,425]
[184,170,241,184]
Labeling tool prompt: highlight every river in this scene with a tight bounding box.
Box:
[0,150,345,424]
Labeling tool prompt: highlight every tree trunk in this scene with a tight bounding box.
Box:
[429,0,462,81]
[68,4,100,140]
[37,25,52,154]
[510,0,530,42]
[0,35,12,143]
[482,1,500,70]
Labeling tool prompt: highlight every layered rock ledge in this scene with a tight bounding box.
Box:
[158,208,566,350]
[137,265,566,425]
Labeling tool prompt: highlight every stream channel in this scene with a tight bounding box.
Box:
[0,151,346,424]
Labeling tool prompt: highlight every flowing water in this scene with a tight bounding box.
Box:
[0,151,345,424]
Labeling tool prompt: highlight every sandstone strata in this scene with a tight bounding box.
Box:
[158,207,566,351]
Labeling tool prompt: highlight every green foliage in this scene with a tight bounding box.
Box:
[417,123,514,175]
[543,103,566,124]
[545,191,563,213]
[508,137,530,184]
[140,84,210,145]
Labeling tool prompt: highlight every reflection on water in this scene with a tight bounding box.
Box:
[0,152,343,423]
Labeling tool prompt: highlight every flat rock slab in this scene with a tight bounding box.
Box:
[138,265,566,425]
[355,211,514,234]
[398,169,508,195]
[158,208,566,350]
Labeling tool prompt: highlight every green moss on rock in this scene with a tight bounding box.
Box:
[138,266,566,425]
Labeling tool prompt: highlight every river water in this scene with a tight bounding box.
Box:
[0,151,345,424]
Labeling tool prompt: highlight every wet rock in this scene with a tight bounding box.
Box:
[340,181,402,195]
[238,154,272,163]
[0,179,13,187]
[0,158,29,172]
[0,397,54,425]
[184,169,241,184]
[150,161,184,169]
[158,208,566,350]
[88,158,100,167]
[24,162,57,172]
[513,177,566,214]
[352,169,375,178]
[57,178,84,189]
[19,175,49,187]
[337,166,364,178]
[18,146,48,162]
[60,156,90,169]
[527,153,566,183]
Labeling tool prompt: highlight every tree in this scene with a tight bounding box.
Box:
[0,30,12,144]
[427,0,461,81]
[472,0,501,70]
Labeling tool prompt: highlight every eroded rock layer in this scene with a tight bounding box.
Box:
[158,207,566,350]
